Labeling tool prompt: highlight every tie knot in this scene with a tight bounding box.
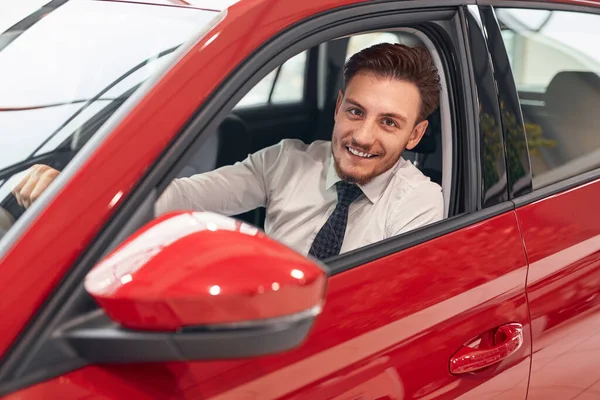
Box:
[336,181,363,207]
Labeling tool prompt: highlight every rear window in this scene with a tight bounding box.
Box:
[496,8,600,189]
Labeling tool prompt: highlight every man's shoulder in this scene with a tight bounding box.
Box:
[385,160,444,233]
[392,159,441,191]
[389,159,443,214]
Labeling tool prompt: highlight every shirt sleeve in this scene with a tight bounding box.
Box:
[154,141,285,216]
[386,181,444,237]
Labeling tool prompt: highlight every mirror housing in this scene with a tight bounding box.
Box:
[61,212,327,362]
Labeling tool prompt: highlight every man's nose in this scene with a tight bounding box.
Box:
[351,119,376,148]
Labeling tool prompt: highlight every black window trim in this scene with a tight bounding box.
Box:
[481,1,600,207]
[478,5,533,200]
[455,7,480,214]
[0,1,482,393]
[462,6,512,209]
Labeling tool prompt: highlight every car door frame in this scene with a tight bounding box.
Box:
[0,0,524,395]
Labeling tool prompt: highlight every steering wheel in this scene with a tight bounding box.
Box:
[0,151,73,241]
[0,206,14,237]
[0,193,24,240]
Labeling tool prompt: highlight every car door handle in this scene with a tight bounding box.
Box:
[449,323,523,374]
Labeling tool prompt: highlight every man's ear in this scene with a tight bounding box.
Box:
[405,119,429,151]
[334,90,344,118]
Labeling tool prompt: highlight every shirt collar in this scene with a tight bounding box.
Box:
[325,151,403,203]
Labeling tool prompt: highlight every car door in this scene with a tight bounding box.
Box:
[0,1,532,399]
[487,4,600,399]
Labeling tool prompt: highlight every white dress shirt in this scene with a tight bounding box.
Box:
[155,139,443,256]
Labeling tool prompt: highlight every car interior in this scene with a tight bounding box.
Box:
[518,70,600,188]
[173,30,453,230]
[496,8,600,190]
[0,29,455,239]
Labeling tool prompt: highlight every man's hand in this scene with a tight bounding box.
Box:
[12,165,60,209]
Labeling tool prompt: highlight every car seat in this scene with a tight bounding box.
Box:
[176,114,261,226]
[542,71,600,168]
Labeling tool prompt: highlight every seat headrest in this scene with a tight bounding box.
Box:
[545,71,600,119]
[216,113,251,168]
[411,107,440,154]
[411,133,436,154]
[219,113,248,136]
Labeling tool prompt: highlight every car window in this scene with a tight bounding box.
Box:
[346,32,403,59]
[0,0,219,238]
[496,8,600,189]
[164,28,453,239]
[235,50,307,108]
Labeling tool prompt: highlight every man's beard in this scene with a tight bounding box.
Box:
[332,142,398,186]
[333,156,376,185]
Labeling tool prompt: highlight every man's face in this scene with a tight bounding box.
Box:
[331,72,429,185]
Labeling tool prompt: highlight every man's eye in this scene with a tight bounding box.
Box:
[348,108,364,117]
[382,118,397,128]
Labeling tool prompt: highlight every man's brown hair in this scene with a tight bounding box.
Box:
[343,43,441,122]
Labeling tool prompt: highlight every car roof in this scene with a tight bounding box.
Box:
[102,0,600,12]
[99,0,239,11]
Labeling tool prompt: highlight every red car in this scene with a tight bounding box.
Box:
[0,0,599,398]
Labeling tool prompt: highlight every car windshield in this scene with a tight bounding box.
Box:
[0,0,218,201]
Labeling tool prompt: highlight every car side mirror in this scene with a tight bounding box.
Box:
[61,211,327,363]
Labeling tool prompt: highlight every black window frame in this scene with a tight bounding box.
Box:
[478,5,532,200]
[462,6,511,209]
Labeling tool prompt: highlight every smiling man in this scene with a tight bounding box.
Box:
[154,43,443,259]
[13,43,443,260]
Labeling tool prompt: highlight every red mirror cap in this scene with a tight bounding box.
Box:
[84,212,327,331]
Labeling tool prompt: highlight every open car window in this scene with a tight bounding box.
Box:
[167,27,454,243]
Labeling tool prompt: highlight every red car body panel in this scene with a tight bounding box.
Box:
[1,0,600,398]
[516,179,600,399]
[5,212,530,399]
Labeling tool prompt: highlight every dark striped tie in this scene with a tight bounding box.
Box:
[308,181,363,260]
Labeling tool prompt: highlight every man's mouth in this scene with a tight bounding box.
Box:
[346,145,377,159]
